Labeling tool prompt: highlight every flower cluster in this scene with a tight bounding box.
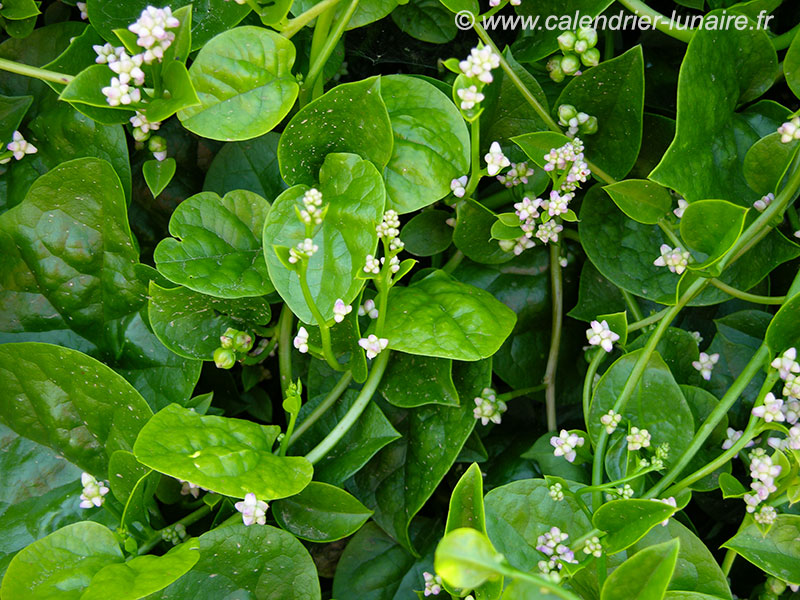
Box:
[450,175,467,198]
[626,426,651,451]
[456,85,484,110]
[213,327,255,369]
[130,111,161,143]
[497,162,536,188]
[543,138,592,192]
[778,116,800,144]
[558,104,598,137]
[358,334,388,359]
[1,130,38,165]
[653,244,691,275]
[692,352,719,381]
[586,320,620,353]
[79,473,109,508]
[161,523,187,545]
[754,192,774,212]
[459,44,500,84]
[754,505,777,526]
[289,238,319,264]
[333,299,353,323]
[376,209,404,253]
[294,326,309,354]
[484,141,511,176]
[422,572,443,596]
[234,493,269,526]
[536,527,577,567]
[721,427,754,456]
[549,482,564,501]
[547,27,600,81]
[550,429,585,462]
[129,5,181,63]
[473,387,508,426]
[742,449,782,513]
[179,479,204,498]
[582,536,603,557]
[600,410,622,434]
[673,198,689,219]
[358,298,379,320]
[299,188,326,226]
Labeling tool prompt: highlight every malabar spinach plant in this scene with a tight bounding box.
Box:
[1,0,800,599]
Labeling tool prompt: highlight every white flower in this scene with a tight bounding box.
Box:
[743,492,761,513]
[548,483,564,501]
[771,348,800,380]
[778,116,800,144]
[691,351,719,381]
[358,298,379,319]
[507,235,535,256]
[752,393,785,423]
[536,527,574,564]
[514,196,541,222]
[109,51,145,86]
[550,429,584,463]
[653,244,690,274]
[377,210,401,239]
[600,410,622,434]
[363,254,381,275]
[690,331,703,344]
[617,484,635,499]
[583,536,603,557]
[179,480,202,498]
[626,426,651,451]
[721,427,754,457]
[542,190,573,217]
[459,45,500,84]
[422,572,442,596]
[498,162,535,187]
[77,1,88,19]
[673,198,688,219]
[457,85,485,110]
[484,141,511,176]
[782,397,800,424]
[358,334,388,359]
[299,188,325,225]
[93,43,124,64]
[753,193,774,212]
[656,497,676,526]
[79,473,109,508]
[234,493,268,526]
[750,449,781,490]
[6,131,37,160]
[380,255,400,273]
[543,138,591,192]
[586,320,619,353]
[130,111,161,142]
[754,505,777,525]
[535,220,563,244]
[293,327,309,354]
[288,238,318,264]
[473,387,507,426]
[450,175,467,198]
[102,76,141,106]
[128,5,181,64]
[787,425,800,450]
[333,299,352,323]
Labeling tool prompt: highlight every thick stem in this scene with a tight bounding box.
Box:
[0,57,74,84]
[298,268,342,371]
[441,250,464,274]
[544,243,563,431]
[771,22,800,51]
[305,350,390,464]
[621,290,643,322]
[615,0,695,43]
[302,0,359,97]
[709,278,786,305]
[289,370,353,445]
[464,118,482,198]
[278,303,294,395]
[281,0,344,39]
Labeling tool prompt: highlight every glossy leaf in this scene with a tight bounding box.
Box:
[0,94,31,144]
[765,292,800,354]
[446,463,486,534]
[154,189,273,298]
[382,270,516,361]
[435,528,503,591]
[600,539,680,600]
[272,482,372,542]
[379,353,459,408]
[278,77,393,186]
[593,500,676,554]
[203,132,287,199]
[178,27,298,141]
[603,179,673,225]
[723,515,800,583]
[679,200,747,271]
[107,450,156,534]
[453,200,514,265]
[400,209,454,257]
[263,152,385,324]
[133,404,313,500]
[145,61,201,123]
[143,158,176,198]
[785,28,800,101]
[391,0,457,44]
[743,132,798,195]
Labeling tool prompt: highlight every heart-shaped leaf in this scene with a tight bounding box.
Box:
[600,539,680,600]
[603,179,673,225]
[593,500,676,554]
[143,158,176,198]
[679,199,747,271]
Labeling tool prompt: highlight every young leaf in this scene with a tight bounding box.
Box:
[143,158,176,198]
[435,528,503,591]
[722,515,800,583]
[133,404,313,500]
[743,132,798,195]
[600,539,680,600]
[679,199,747,271]
[603,179,673,225]
[446,463,487,534]
[145,61,200,122]
[765,292,800,354]
[593,500,676,554]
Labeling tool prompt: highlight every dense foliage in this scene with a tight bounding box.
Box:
[2,0,800,599]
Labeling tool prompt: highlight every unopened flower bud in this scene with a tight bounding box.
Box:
[577,27,598,47]
[581,116,598,135]
[557,31,576,52]
[220,327,237,348]
[561,54,581,76]
[214,347,236,369]
[233,331,254,353]
[581,48,601,68]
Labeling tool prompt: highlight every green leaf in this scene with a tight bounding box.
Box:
[391,0,457,44]
[765,292,800,354]
[145,60,200,123]
[718,472,747,498]
[0,522,123,600]
[679,385,731,491]
[435,528,503,591]
[446,463,486,534]
[568,261,627,323]
[400,209,454,257]
[453,200,514,265]
[148,282,271,360]
[679,200,747,271]
[278,77,394,186]
[0,342,153,476]
[133,404,313,500]
[178,27,298,141]
[785,28,800,101]
[513,131,573,171]
[203,132,287,199]
[485,478,593,571]
[380,353,459,408]
[603,179,673,225]
[107,450,156,534]
[151,523,320,600]
[382,270,516,361]
[0,0,40,20]
[154,189,273,298]
[0,94,32,144]
[555,46,644,180]
[292,0,398,30]
[163,5,192,64]
[263,152,385,324]
[59,64,139,119]
[143,158,176,198]
[600,539,680,600]
[380,75,469,214]
[272,482,372,542]
[649,16,777,204]
[80,543,199,600]
[743,132,798,195]
[723,516,800,583]
[351,360,488,553]
[593,500,676,554]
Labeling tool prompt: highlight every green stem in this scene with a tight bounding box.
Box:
[621,290,643,322]
[583,349,606,430]
[771,22,800,51]
[278,303,294,395]
[657,218,683,249]
[615,0,695,43]
[441,250,464,274]
[305,350,390,464]
[289,370,353,445]
[721,547,737,576]
[306,4,334,102]
[709,279,786,305]
[302,0,359,97]
[497,384,546,403]
[298,268,343,371]
[544,243,563,431]
[0,57,74,85]
[138,504,212,554]
[628,308,670,333]
[120,470,153,532]
[280,0,344,38]
[494,564,583,600]
[464,118,482,198]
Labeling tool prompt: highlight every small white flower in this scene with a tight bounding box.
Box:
[690,331,703,344]
[616,484,635,499]
[771,348,800,380]
[332,299,352,323]
[550,429,585,463]
[583,536,603,557]
[514,196,541,222]
[299,188,325,225]
[77,1,88,19]
[535,220,563,244]
[102,76,141,106]
[753,193,774,212]
[358,334,388,359]
[750,449,781,491]
[626,426,651,451]
[543,138,591,192]
[179,479,202,498]
[422,572,443,596]
[459,45,500,84]
[653,244,690,275]
[293,327,309,354]
[754,505,777,525]
[6,131,37,160]
[457,85,485,110]
[363,254,381,275]
[778,116,800,144]
[787,424,800,450]
[586,320,619,353]
[234,492,268,526]
[498,162,536,187]
[473,387,507,426]
[673,198,688,219]
[358,298,379,319]
[656,497,676,526]
[484,141,511,176]
[743,491,761,513]
[782,397,800,424]
[542,190,573,217]
[377,210,401,239]
[93,43,123,64]
[752,393,785,423]
[380,255,400,274]
[721,427,754,457]
[450,175,468,198]
[548,483,564,501]
[108,51,145,86]
[600,409,622,434]
[79,473,109,508]
[128,5,181,64]
[130,111,161,142]
[691,351,719,381]
[288,238,318,264]
[509,235,535,256]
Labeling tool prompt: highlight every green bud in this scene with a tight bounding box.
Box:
[232,331,254,353]
[765,578,786,596]
[580,115,599,135]
[560,54,581,76]
[213,347,236,369]
[148,135,167,153]
[220,327,237,348]
[547,57,565,83]
[581,48,600,68]
[573,40,588,55]
[557,31,576,52]
[577,27,598,47]
[558,104,578,126]
[123,536,138,554]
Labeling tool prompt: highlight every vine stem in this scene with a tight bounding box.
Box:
[615,0,695,43]
[301,0,359,98]
[278,303,294,395]
[582,349,606,430]
[709,279,786,305]
[543,243,563,431]
[621,289,643,321]
[497,384,546,403]
[289,369,353,445]
[0,57,74,84]
[280,0,344,39]
[464,118,482,198]
[298,268,343,371]
[305,350,390,464]
[628,308,670,332]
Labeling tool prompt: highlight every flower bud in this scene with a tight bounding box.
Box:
[557,31,576,52]
[213,347,236,369]
[581,48,600,68]
[573,40,588,54]
[547,57,565,82]
[220,327,237,348]
[558,104,578,125]
[148,135,167,161]
[577,27,598,47]
[233,331,254,353]
[561,54,581,76]
[580,116,598,135]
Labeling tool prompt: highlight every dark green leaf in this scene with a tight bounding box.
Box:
[379,353,459,408]
[785,28,800,101]
[679,200,747,271]
[453,200,514,265]
[203,132,287,199]
[0,94,32,144]
[143,158,176,198]
[391,0,457,44]
[743,132,798,195]
[593,500,676,554]
[603,179,673,225]
[400,210,454,257]
[600,539,680,600]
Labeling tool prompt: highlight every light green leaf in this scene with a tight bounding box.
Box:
[593,500,676,554]
[143,158,176,198]
[0,0,40,20]
[145,61,200,123]
[133,404,312,500]
[603,179,673,225]
[765,292,800,354]
[743,132,798,195]
[154,189,273,298]
[723,516,800,583]
[679,200,747,271]
[379,353,459,408]
[600,539,680,600]
[435,528,503,591]
[107,450,156,534]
